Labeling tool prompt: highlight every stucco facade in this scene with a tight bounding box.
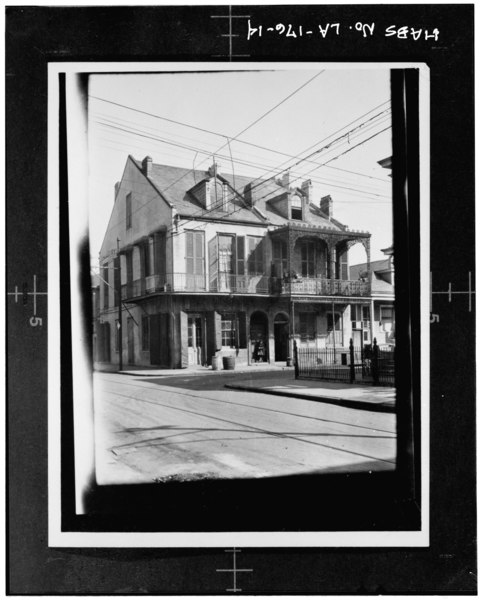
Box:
[96,155,377,369]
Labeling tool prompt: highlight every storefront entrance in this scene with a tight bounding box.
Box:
[188,315,204,365]
[274,313,289,361]
[250,311,268,363]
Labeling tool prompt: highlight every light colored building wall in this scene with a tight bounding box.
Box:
[100,158,173,263]
[173,220,270,277]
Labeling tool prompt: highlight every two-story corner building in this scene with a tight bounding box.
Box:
[96,154,374,369]
[349,244,395,347]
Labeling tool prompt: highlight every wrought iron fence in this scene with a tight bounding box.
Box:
[294,338,394,387]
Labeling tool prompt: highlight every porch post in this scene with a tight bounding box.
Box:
[370,299,375,343]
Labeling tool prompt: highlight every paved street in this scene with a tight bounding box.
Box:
[93,370,396,485]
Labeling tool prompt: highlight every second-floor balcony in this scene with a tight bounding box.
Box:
[277,277,370,297]
[120,273,370,300]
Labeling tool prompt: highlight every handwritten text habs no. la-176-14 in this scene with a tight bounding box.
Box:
[247,20,440,41]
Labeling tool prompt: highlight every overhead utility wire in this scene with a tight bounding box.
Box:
[96,113,391,195]
[91,101,392,185]
[95,107,391,203]
[98,114,392,242]
[96,109,392,246]
[166,123,392,239]
[94,112,392,186]
[204,70,325,160]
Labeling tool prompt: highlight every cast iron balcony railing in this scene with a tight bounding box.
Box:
[278,277,370,297]
[209,274,270,294]
[120,273,370,299]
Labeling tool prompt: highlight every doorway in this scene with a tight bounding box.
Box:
[274,313,289,361]
[127,317,135,364]
[250,311,268,363]
[188,315,203,365]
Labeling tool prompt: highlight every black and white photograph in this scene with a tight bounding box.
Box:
[90,68,397,484]
[6,3,476,595]
[52,63,427,544]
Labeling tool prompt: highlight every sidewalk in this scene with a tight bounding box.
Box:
[225,377,396,413]
[94,361,294,377]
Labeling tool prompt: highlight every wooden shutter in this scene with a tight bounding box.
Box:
[208,235,218,290]
[194,231,205,275]
[186,231,194,274]
[340,250,348,280]
[238,312,247,348]
[180,311,188,368]
[214,311,222,350]
[236,236,245,276]
[154,233,165,277]
[113,257,120,306]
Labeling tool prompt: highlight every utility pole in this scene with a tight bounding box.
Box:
[117,238,123,372]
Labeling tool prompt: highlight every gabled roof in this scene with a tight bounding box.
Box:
[132,159,266,224]
[131,158,348,230]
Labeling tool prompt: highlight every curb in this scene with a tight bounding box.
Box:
[224,384,395,413]
[111,366,295,377]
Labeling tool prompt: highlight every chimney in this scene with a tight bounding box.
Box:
[114,181,121,202]
[208,162,219,178]
[281,171,292,188]
[142,156,153,177]
[301,179,312,204]
[244,183,253,207]
[320,195,333,218]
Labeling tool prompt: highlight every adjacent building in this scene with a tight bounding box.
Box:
[95,155,377,369]
[349,245,395,347]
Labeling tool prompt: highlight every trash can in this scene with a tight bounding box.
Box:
[222,356,235,370]
[212,356,222,370]
[341,353,347,366]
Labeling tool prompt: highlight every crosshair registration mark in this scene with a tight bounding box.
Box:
[217,548,253,593]
[7,274,46,327]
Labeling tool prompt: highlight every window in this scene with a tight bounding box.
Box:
[144,237,154,276]
[141,316,150,351]
[291,195,302,220]
[221,314,236,347]
[248,236,264,275]
[113,257,120,307]
[218,234,234,275]
[126,192,132,229]
[102,263,109,309]
[186,231,205,275]
[380,306,394,330]
[300,241,316,277]
[299,312,316,341]
[351,305,370,322]
[272,239,288,277]
[327,312,341,332]
[115,319,120,352]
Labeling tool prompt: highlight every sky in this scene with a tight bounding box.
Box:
[87,66,393,267]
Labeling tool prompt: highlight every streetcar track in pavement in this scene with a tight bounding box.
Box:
[101,388,396,466]
[96,374,395,435]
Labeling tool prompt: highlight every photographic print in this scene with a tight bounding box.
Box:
[50,63,428,545]
[7,3,475,594]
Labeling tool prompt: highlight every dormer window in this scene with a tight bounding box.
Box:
[210,179,226,211]
[291,195,302,220]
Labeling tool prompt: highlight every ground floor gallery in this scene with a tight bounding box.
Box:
[95,294,392,369]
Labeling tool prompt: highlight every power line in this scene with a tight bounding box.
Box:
[96,116,391,246]
[90,101,390,183]
[198,70,325,161]
[93,93,393,249]
[95,114,391,195]
[93,113,392,190]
